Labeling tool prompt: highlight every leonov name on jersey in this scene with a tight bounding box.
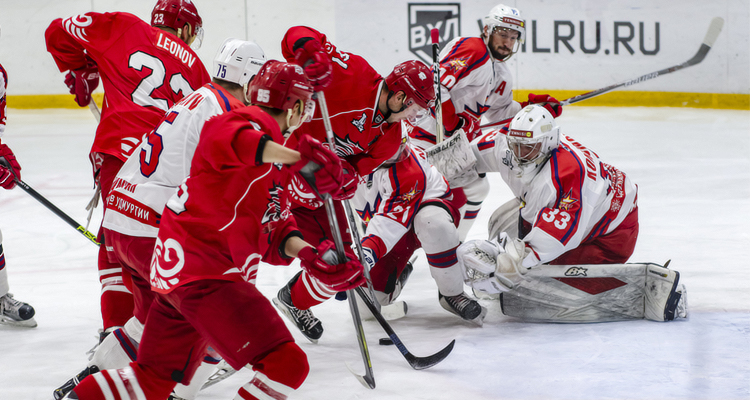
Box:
[156,32,197,67]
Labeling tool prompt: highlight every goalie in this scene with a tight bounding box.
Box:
[456,105,687,322]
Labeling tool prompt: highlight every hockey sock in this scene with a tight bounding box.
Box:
[236,342,308,400]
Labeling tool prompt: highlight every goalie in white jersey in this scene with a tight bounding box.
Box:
[53,38,266,400]
[457,105,687,323]
[410,3,563,241]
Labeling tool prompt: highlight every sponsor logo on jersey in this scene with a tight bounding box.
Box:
[408,3,461,64]
[564,266,588,276]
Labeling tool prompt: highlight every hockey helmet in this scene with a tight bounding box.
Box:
[506,105,560,169]
[151,0,204,48]
[385,60,436,111]
[247,61,315,133]
[213,38,267,87]
[483,4,525,61]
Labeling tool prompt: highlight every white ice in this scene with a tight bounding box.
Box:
[0,106,748,400]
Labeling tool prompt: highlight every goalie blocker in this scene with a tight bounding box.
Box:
[458,239,687,322]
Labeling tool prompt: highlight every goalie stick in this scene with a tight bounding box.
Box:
[480,16,725,130]
[0,157,99,246]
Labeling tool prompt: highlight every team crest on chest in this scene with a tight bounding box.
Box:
[446,57,469,73]
[352,113,367,132]
[334,134,365,158]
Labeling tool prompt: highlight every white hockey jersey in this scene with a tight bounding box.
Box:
[473,130,638,268]
[350,146,454,259]
[102,83,244,237]
[411,36,521,148]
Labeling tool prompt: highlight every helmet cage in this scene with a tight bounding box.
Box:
[507,105,560,167]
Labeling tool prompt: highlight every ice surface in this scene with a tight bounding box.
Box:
[0,107,748,399]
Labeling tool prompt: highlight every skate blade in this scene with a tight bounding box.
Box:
[0,315,37,328]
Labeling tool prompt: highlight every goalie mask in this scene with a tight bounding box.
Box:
[213,38,267,100]
[247,61,315,136]
[506,105,560,177]
[482,4,525,61]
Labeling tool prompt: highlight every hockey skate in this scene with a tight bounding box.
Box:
[439,292,487,326]
[0,293,36,327]
[53,365,99,400]
[273,284,323,343]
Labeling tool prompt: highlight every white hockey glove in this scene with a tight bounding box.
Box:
[457,238,507,294]
[494,233,530,290]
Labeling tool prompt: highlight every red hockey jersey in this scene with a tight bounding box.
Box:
[45,12,211,161]
[150,106,300,294]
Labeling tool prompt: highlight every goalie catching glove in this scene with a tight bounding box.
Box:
[297,241,366,292]
[289,134,343,199]
[457,232,530,294]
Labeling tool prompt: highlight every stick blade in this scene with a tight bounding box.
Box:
[404,339,456,370]
[703,17,724,47]
[346,362,376,389]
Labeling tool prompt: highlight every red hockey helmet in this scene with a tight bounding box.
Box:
[151,0,203,36]
[247,61,316,130]
[385,60,436,110]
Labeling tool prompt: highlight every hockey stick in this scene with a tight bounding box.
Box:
[353,286,455,370]
[84,101,102,231]
[431,28,445,143]
[480,16,725,130]
[314,91,376,389]
[0,157,100,246]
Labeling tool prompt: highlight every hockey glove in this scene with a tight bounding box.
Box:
[457,239,506,294]
[0,142,21,189]
[451,113,482,141]
[298,241,366,292]
[293,38,332,91]
[64,60,100,107]
[494,233,530,290]
[333,159,360,200]
[521,93,563,118]
[290,134,343,199]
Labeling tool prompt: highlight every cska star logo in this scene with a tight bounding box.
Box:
[397,187,421,204]
[559,190,578,211]
[446,57,469,73]
[352,113,367,133]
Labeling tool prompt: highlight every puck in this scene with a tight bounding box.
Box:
[379,338,394,346]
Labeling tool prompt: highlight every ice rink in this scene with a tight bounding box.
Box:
[0,106,748,400]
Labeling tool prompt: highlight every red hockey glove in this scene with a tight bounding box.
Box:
[64,61,100,107]
[333,159,360,200]
[298,241,366,292]
[453,113,482,141]
[293,39,332,91]
[0,142,21,189]
[520,93,563,118]
[289,134,343,198]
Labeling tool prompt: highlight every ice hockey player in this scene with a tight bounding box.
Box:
[52,38,266,400]
[273,25,435,342]
[44,0,211,338]
[0,60,36,328]
[68,60,365,400]
[457,105,687,322]
[350,128,486,325]
[411,3,562,241]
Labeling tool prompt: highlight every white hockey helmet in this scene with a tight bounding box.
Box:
[212,38,267,87]
[483,4,525,60]
[506,105,560,174]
